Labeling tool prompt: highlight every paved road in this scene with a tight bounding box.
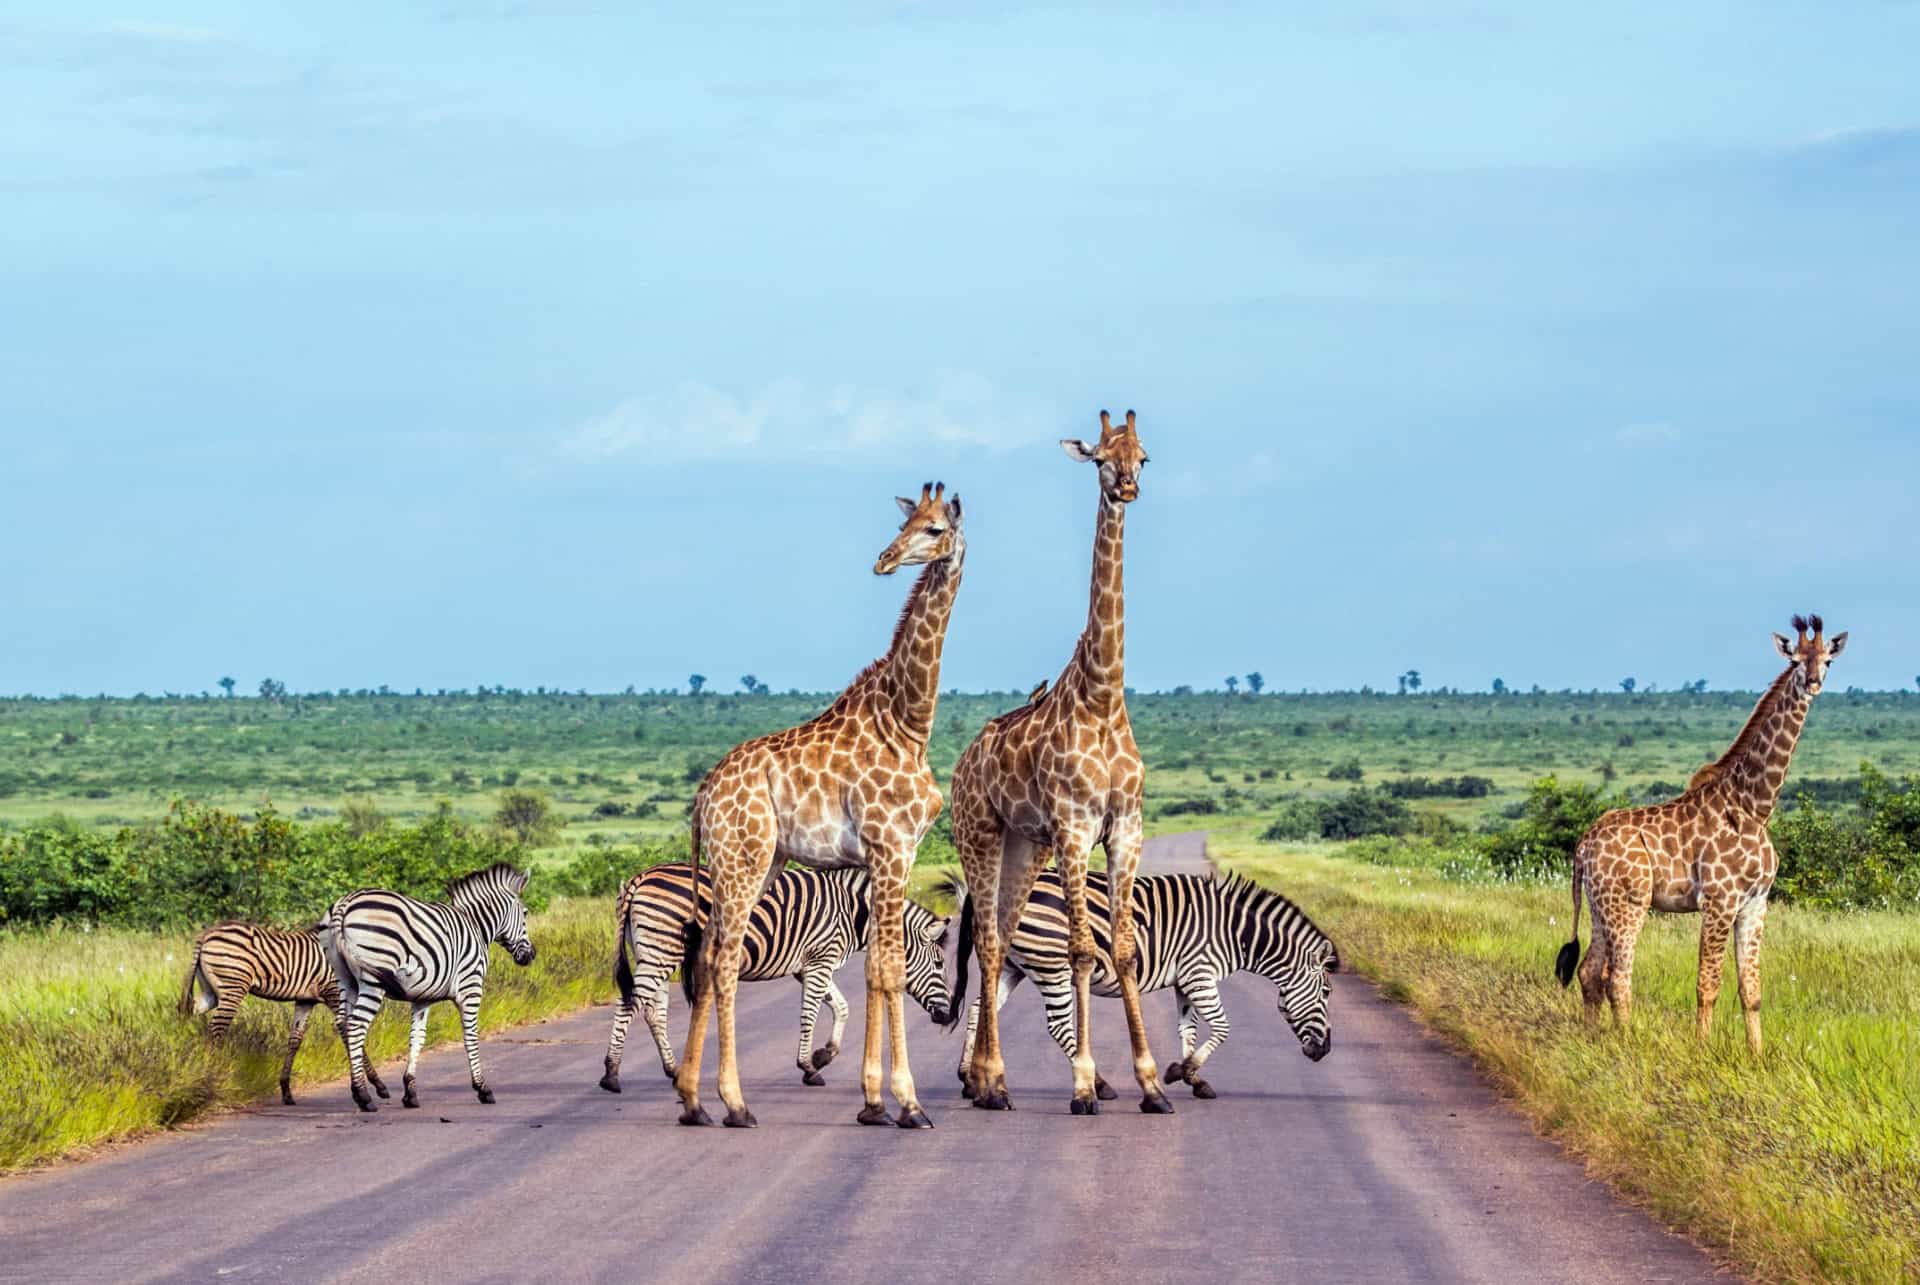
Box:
[0,833,1725,1283]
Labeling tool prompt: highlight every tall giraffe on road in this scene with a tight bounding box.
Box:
[675,483,965,1128]
[949,409,1172,1115]
[1557,614,1847,1054]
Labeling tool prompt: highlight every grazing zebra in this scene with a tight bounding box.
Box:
[323,862,536,1112]
[599,862,954,1094]
[951,867,1337,1100]
[178,922,390,1105]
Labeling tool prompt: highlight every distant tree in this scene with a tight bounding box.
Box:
[1620,677,1637,695]
[218,676,236,698]
[494,789,564,847]
[1491,677,1506,695]
[1246,672,1265,694]
[1224,676,1240,695]
[1396,675,1407,695]
[258,678,287,703]
[740,674,757,694]
[1403,670,1422,694]
[1598,759,1619,783]
[340,795,387,838]
[1170,684,1194,696]
[688,674,707,695]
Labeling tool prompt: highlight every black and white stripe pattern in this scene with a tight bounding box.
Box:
[178,921,390,1105]
[954,868,1337,1099]
[324,862,536,1111]
[599,862,953,1094]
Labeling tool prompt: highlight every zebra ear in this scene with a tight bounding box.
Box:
[505,865,530,894]
[925,915,950,944]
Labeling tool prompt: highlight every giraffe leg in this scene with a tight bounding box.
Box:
[711,884,763,1128]
[859,860,931,1128]
[1576,883,1611,1027]
[1054,827,1106,1116]
[1605,900,1649,1031]
[1695,897,1736,1045]
[280,1002,315,1105]
[959,967,1020,1092]
[1104,817,1171,1114]
[1733,894,1768,1056]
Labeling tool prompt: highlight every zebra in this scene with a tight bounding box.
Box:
[598,862,954,1094]
[949,867,1337,1100]
[323,862,536,1112]
[178,921,390,1106]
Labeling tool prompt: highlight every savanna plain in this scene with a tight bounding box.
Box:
[3,685,1916,1283]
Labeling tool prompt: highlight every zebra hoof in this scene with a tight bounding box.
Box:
[1191,1079,1217,1100]
[354,1096,378,1114]
[723,1108,757,1129]
[1069,1095,1100,1116]
[972,1092,1012,1112]
[811,1045,838,1070]
[679,1106,714,1127]
[802,1069,826,1086]
[1095,1076,1118,1101]
[403,1093,419,1109]
[897,1107,935,1130]
[1140,1092,1175,1115]
[599,1072,622,1094]
[857,1103,892,1126]
[477,1089,496,1105]
[1162,1059,1189,1084]
[374,1082,391,1100]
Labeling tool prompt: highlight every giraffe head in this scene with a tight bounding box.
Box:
[1060,408,1149,503]
[1772,613,1848,695]
[873,481,963,576]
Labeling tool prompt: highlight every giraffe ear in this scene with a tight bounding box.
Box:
[895,496,918,519]
[1060,438,1100,464]
[944,493,962,527]
[1827,631,1848,658]
[1773,632,1794,659]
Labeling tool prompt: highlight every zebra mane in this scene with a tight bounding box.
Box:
[447,861,530,902]
[1214,868,1339,971]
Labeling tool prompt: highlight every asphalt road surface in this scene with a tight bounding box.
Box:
[0,833,1726,1283]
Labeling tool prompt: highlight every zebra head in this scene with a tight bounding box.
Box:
[449,863,536,967]
[902,900,955,1028]
[1275,940,1338,1062]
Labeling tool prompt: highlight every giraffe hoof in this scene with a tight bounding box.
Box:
[1191,1079,1217,1100]
[972,1092,1013,1112]
[476,1089,496,1105]
[1140,1092,1175,1115]
[811,1045,839,1070]
[281,1087,296,1106]
[679,1107,715,1127]
[599,1072,623,1094]
[960,1080,978,1100]
[723,1108,757,1129]
[1095,1076,1119,1101]
[1070,1095,1100,1116]
[896,1108,935,1130]
[802,1069,826,1086]
[857,1103,892,1126]
[1162,1059,1189,1084]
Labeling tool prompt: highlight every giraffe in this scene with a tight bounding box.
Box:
[673,482,964,1128]
[948,408,1173,1116]
[1556,614,1847,1055]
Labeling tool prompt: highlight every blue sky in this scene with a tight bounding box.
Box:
[3,2,1917,696]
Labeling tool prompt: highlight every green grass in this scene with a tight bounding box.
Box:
[0,895,618,1172]
[1215,825,1920,1284]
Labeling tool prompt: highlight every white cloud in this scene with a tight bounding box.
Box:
[566,371,1054,460]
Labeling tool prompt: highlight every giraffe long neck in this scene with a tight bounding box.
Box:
[1714,667,1813,820]
[883,538,965,744]
[1072,491,1127,717]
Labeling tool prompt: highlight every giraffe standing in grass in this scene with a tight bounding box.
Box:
[949,409,1173,1116]
[1557,614,1847,1054]
[674,483,965,1129]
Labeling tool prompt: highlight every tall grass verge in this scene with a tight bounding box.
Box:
[1218,838,1920,1284]
[0,896,616,1172]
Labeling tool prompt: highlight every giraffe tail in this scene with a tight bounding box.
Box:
[1554,850,1583,987]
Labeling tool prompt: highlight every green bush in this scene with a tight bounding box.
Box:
[1478,775,1626,878]
[1327,757,1365,782]
[1260,799,1323,843]
[1316,788,1413,840]
[544,839,688,899]
[1160,797,1221,817]
[1772,764,1920,909]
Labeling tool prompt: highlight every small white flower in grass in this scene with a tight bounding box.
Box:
[67,1008,77,1017]
[165,953,175,962]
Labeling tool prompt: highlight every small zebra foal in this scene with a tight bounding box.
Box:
[179,922,390,1105]
[951,868,1338,1100]
[324,862,536,1112]
[599,862,954,1094]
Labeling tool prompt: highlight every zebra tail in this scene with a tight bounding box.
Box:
[612,883,637,1008]
[945,883,975,1032]
[679,816,707,1006]
[1554,847,1583,987]
[177,935,208,1017]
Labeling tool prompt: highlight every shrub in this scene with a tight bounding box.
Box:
[1327,758,1364,782]
[1316,788,1413,841]
[1772,764,1920,909]
[1160,798,1221,818]
[1478,775,1626,878]
[494,789,564,847]
[1260,800,1323,843]
[1382,775,1495,800]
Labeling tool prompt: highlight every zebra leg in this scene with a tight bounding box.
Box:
[344,988,384,1112]
[280,1002,316,1105]
[810,977,851,1079]
[1104,816,1172,1114]
[456,991,493,1104]
[328,994,389,1100]
[795,966,831,1084]
[402,1002,431,1108]
[1163,989,1198,1083]
[205,989,245,1045]
[601,968,639,1094]
[643,978,678,1081]
[1175,978,1230,1099]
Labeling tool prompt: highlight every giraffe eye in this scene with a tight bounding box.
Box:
[925,526,945,536]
